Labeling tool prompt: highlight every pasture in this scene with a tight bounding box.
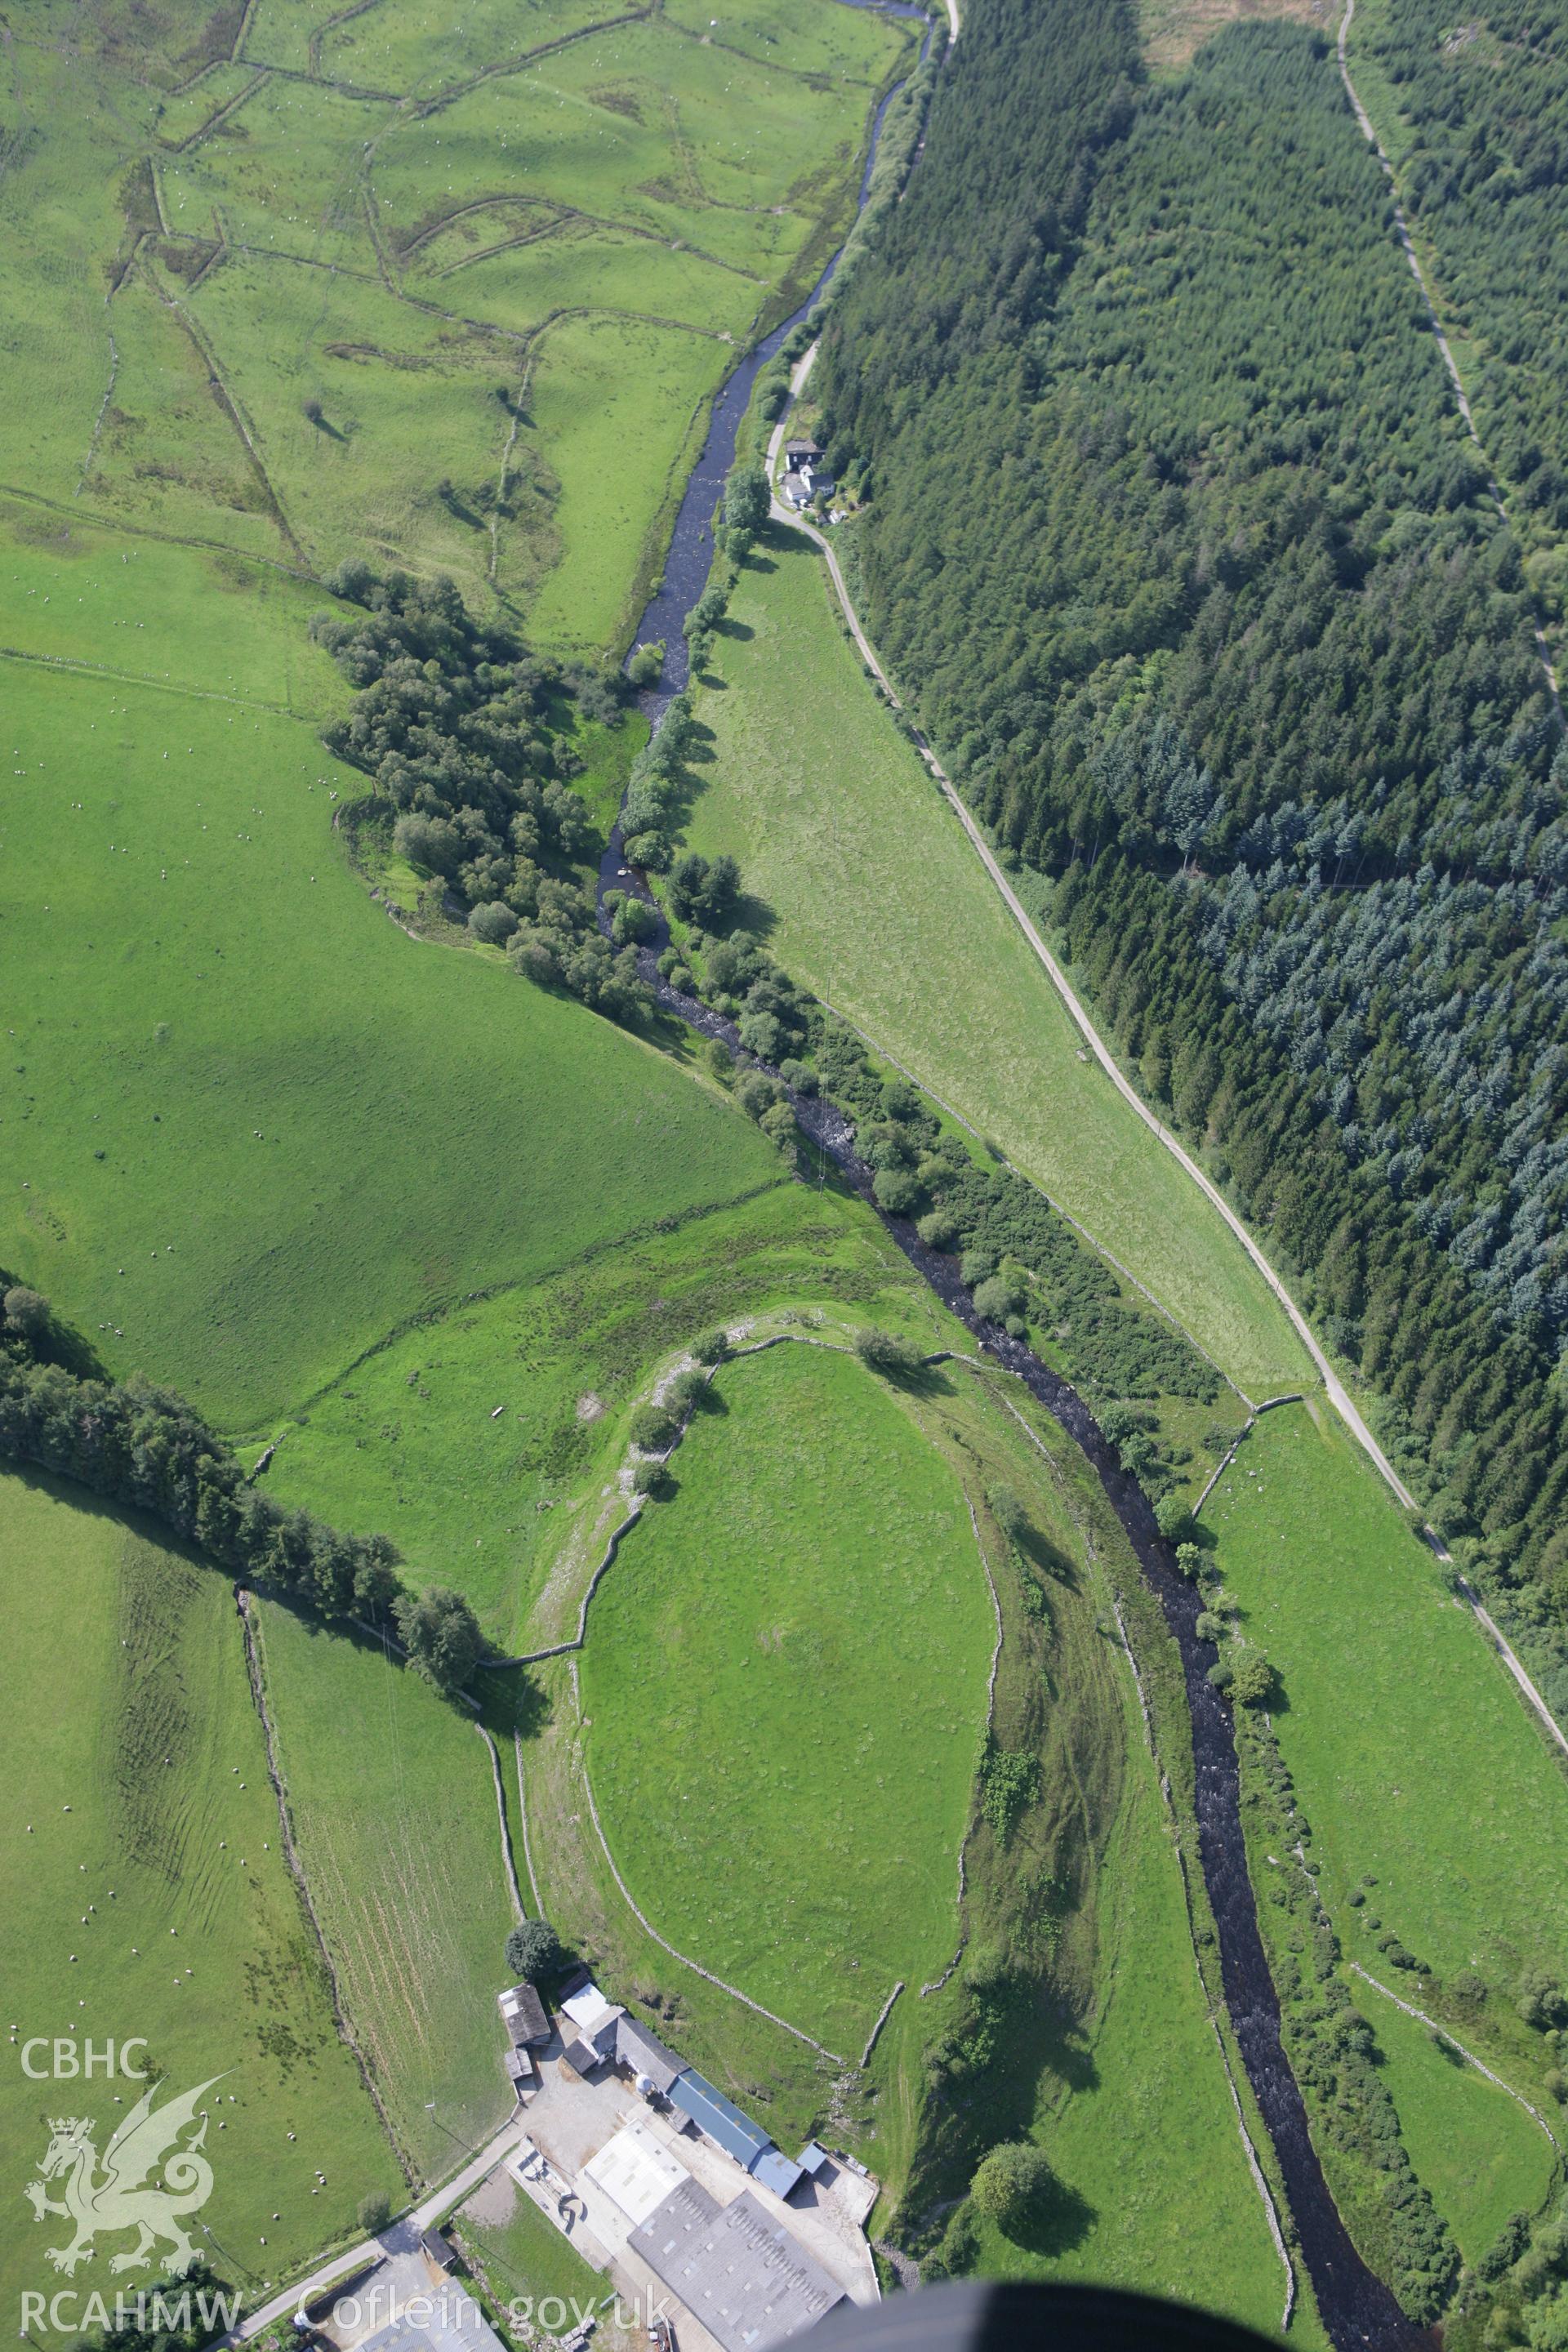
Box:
[0,0,911,647]
[686,527,1310,1397]
[264,1185,951,1646]
[578,1340,997,2052]
[1352,1981,1557,2264]
[0,543,788,1436]
[0,1468,399,2322]
[1205,1404,1568,2044]
[252,1599,520,2181]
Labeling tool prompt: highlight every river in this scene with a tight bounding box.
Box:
[592,17,1427,2345]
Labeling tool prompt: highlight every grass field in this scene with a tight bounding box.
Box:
[1353,1980,1557,2264]
[967,1740,1298,2337]
[686,527,1310,1398]
[254,1599,519,2181]
[454,2173,614,2332]
[0,0,911,647]
[0,533,797,1436]
[1205,1402,1568,2034]
[264,1186,952,1645]
[578,1341,997,2051]
[0,1468,399,2319]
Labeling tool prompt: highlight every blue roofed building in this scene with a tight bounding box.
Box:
[669,2069,773,2172]
[751,2147,804,2200]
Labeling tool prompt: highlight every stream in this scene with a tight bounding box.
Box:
[591,20,1426,2348]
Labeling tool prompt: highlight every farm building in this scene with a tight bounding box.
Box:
[615,2013,683,2095]
[560,1980,625,2057]
[628,2179,846,2352]
[582,2119,690,2225]
[497,1981,550,2047]
[419,2229,457,2277]
[502,2045,535,2098]
[558,2036,604,2080]
[669,2069,773,2171]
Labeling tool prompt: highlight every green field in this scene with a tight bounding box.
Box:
[1352,1980,1557,2264]
[254,1599,519,2180]
[969,1736,1297,2336]
[686,526,1309,1398]
[0,528,795,1437]
[0,1469,399,2320]
[1205,1403,1568,2029]
[265,1186,953,1645]
[454,2174,612,2332]
[0,0,911,646]
[579,1340,997,2051]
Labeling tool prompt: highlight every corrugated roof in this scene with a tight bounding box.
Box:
[630,2181,845,2352]
[751,2148,804,2201]
[497,1982,550,2045]
[615,2013,684,2094]
[669,2069,773,2170]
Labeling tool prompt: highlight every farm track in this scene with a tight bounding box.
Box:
[0,643,298,711]
[764,366,1568,1771]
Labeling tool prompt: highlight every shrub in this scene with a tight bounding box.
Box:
[1207,1659,1234,1690]
[705,1036,733,1083]
[1518,1971,1568,2032]
[628,1402,678,1453]
[1195,1610,1224,1642]
[1174,1541,1202,1579]
[625,829,670,871]
[631,1458,670,1497]
[1228,1648,1276,1708]
[737,1071,785,1120]
[853,1325,924,1377]
[987,1483,1030,1545]
[393,1585,484,1695]
[972,1272,1022,1323]
[667,850,742,929]
[873,1165,921,1216]
[970,2142,1058,2238]
[468,899,519,945]
[504,1917,562,1982]
[359,2191,392,2234]
[627,641,664,687]
[668,1368,708,1413]
[980,1748,1040,1844]
[693,1326,730,1366]
[3,1285,50,1339]
[917,1209,959,1250]
[1155,1494,1198,1545]
[394,811,463,875]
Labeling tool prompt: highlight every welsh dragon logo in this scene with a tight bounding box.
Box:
[25,2078,222,2277]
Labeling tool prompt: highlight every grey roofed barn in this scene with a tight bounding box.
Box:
[497,1981,550,2047]
[668,2069,773,2170]
[615,2013,684,2094]
[628,2179,845,2352]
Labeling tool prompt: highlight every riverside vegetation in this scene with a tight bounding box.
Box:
[813,0,1568,1914]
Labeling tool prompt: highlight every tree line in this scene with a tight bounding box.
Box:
[0,1287,485,1698]
[812,0,1568,1726]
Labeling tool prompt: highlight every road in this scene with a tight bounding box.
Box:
[224,2113,531,2344]
[764,362,1568,1766]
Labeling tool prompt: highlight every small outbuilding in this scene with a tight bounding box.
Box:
[502,2045,536,2097]
[751,2147,804,2201]
[558,2035,604,2080]
[497,1981,550,2047]
[420,2228,457,2278]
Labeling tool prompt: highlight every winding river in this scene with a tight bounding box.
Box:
[594,20,1425,2347]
